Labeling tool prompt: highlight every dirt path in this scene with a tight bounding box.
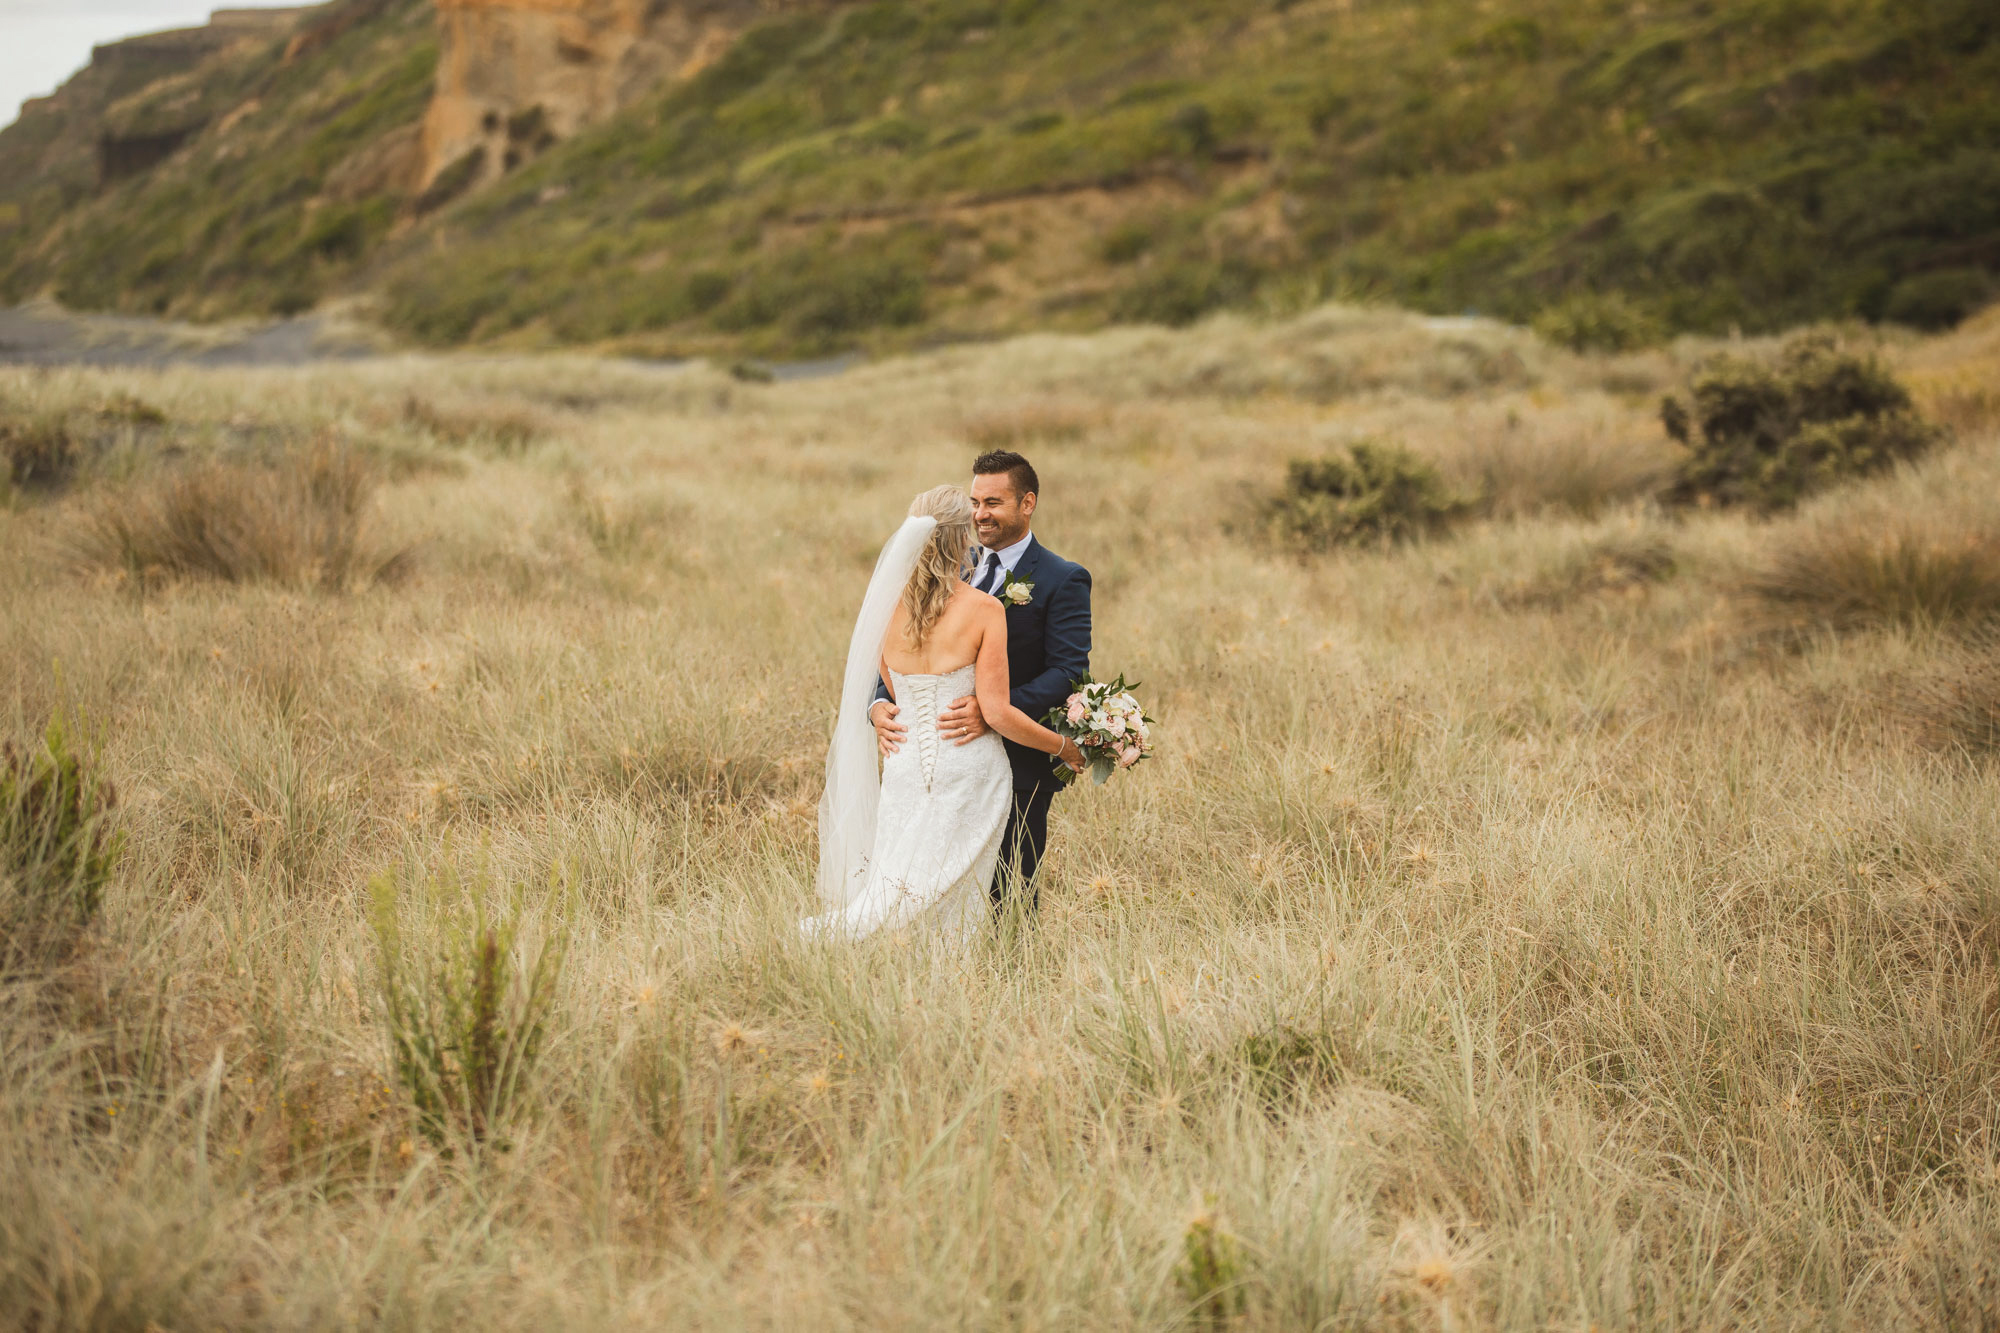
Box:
[0,303,383,368]
[0,303,866,379]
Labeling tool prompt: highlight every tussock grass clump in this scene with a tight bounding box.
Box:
[5,392,172,500]
[1662,333,1946,511]
[2,415,79,495]
[1113,258,1262,329]
[1,713,122,971]
[369,870,562,1148]
[1267,439,1473,549]
[78,438,411,590]
[1742,523,2000,635]
[94,392,167,427]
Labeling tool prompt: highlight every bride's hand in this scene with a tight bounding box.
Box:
[1057,737,1086,772]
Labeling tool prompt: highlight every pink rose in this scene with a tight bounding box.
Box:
[1118,745,1142,768]
[1066,699,1087,725]
[1107,715,1126,737]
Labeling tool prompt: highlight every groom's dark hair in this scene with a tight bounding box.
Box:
[972,450,1039,499]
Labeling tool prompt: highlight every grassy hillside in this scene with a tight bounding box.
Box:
[0,0,435,321]
[2,308,1997,1324]
[2,0,1997,354]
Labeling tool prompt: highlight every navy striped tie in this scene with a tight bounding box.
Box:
[975,552,1001,593]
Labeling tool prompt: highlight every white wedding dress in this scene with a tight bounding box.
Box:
[807,663,1009,942]
[812,515,1017,944]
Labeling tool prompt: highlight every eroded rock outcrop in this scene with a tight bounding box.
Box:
[417,0,827,194]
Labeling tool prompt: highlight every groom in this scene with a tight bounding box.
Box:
[870,450,1092,913]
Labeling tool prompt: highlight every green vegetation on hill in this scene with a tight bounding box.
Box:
[2,0,1997,353]
[0,0,434,320]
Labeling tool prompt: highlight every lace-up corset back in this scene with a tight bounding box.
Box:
[887,663,977,792]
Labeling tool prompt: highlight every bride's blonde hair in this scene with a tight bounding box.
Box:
[902,485,975,647]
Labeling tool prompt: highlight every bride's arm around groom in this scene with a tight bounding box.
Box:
[870,453,1091,775]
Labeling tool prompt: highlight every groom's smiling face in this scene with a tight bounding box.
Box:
[970,472,1035,550]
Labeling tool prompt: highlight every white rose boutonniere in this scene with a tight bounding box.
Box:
[1000,572,1035,606]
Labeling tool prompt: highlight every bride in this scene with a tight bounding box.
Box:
[811,486,1084,940]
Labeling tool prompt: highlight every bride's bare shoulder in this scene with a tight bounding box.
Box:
[949,583,999,611]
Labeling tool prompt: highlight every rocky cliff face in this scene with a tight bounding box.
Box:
[0,8,308,202]
[417,0,823,194]
[0,0,843,318]
[1,0,816,213]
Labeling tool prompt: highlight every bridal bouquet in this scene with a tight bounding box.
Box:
[1044,674,1155,786]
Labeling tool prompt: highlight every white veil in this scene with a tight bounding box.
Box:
[817,515,938,908]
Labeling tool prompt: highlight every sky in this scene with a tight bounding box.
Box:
[1,0,307,126]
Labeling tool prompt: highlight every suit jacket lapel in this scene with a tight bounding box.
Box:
[1009,536,1044,604]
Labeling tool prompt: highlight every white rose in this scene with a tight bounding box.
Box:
[1004,581,1033,605]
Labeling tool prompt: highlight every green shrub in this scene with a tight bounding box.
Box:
[1112,258,1259,328]
[368,870,563,1147]
[1531,291,1663,352]
[1267,439,1475,548]
[1882,268,1996,331]
[716,249,927,348]
[790,256,926,341]
[1009,111,1065,135]
[1236,1024,1343,1108]
[1175,1206,1246,1329]
[297,199,393,262]
[849,116,927,153]
[1,712,122,972]
[684,269,733,314]
[413,147,486,216]
[1661,334,1947,511]
[1099,222,1154,265]
[1164,103,1216,155]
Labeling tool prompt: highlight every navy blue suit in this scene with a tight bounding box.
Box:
[877,535,1092,910]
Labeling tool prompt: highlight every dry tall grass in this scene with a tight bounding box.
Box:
[1,306,1997,1329]
[1744,526,2000,635]
[74,437,412,590]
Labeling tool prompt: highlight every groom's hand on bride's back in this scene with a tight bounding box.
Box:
[869,700,907,757]
[940,695,989,745]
